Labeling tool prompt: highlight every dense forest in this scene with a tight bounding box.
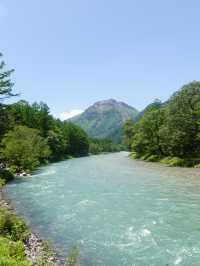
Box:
[123,82,200,167]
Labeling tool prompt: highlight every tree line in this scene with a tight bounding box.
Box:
[123,82,200,167]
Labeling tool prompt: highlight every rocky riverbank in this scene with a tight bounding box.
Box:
[0,190,63,266]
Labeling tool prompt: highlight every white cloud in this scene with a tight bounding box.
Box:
[57,109,83,121]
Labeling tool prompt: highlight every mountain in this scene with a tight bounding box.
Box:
[134,99,163,122]
[70,99,138,143]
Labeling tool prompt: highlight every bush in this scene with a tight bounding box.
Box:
[160,157,186,167]
[1,126,51,173]
[194,163,200,168]
[0,169,14,183]
[130,152,139,159]
[0,208,30,241]
[0,236,30,266]
[146,155,160,162]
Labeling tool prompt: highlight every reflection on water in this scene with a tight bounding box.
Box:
[5,152,200,266]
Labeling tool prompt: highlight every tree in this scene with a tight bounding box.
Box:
[132,103,165,157]
[123,119,135,150]
[0,53,18,101]
[160,82,200,158]
[0,53,18,138]
[47,129,67,161]
[124,82,200,165]
[63,122,89,157]
[1,126,51,172]
[8,101,53,137]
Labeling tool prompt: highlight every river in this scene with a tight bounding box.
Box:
[5,152,200,265]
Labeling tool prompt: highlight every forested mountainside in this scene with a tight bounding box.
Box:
[71,99,138,143]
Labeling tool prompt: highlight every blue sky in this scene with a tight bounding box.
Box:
[1,0,200,119]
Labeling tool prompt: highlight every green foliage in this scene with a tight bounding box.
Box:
[47,129,67,161]
[0,206,56,266]
[0,53,18,139]
[124,82,200,167]
[129,152,139,159]
[63,122,89,157]
[0,237,30,266]
[0,53,18,101]
[66,247,79,266]
[89,138,122,154]
[159,82,200,158]
[0,179,5,188]
[4,100,90,162]
[0,169,14,184]
[123,119,135,150]
[131,103,165,157]
[1,126,51,172]
[0,208,30,241]
[8,101,53,137]
[145,155,160,162]
[160,157,186,167]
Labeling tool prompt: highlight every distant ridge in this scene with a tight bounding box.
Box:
[70,99,138,143]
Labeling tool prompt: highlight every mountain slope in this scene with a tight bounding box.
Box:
[70,99,138,143]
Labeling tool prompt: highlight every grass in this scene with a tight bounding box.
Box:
[0,236,30,266]
[0,207,30,242]
[130,152,198,168]
[159,156,186,167]
[0,206,31,266]
[66,247,79,266]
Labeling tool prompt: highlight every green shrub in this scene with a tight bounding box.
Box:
[0,208,30,241]
[0,179,5,188]
[130,152,140,159]
[0,236,30,266]
[160,157,185,167]
[1,126,51,173]
[194,163,200,168]
[146,155,160,162]
[0,169,14,183]
[8,165,19,175]
[141,154,151,160]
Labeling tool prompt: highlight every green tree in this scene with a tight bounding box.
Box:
[132,103,165,157]
[1,126,51,172]
[0,53,18,138]
[47,129,67,161]
[63,122,89,157]
[123,119,135,150]
[0,53,18,100]
[8,101,53,137]
[160,82,200,158]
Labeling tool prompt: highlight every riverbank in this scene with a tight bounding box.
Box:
[0,189,62,266]
[130,152,200,168]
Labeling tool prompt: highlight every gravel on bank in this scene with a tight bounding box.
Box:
[0,190,63,266]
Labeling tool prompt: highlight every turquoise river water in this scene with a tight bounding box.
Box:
[5,152,200,266]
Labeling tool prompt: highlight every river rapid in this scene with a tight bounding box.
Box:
[5,152,200,266]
